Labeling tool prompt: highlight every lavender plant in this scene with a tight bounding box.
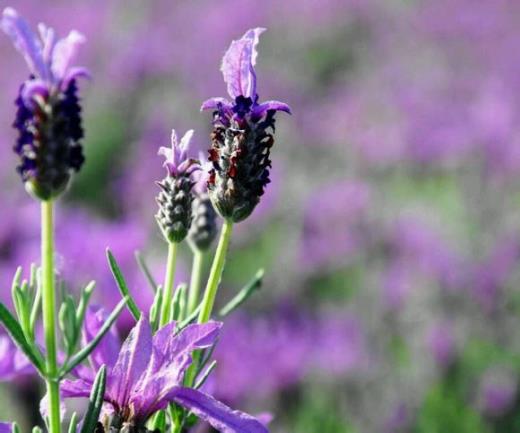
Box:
[0,8,290,433]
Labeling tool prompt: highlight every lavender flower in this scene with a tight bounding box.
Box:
[1,7,88,200]
[201,28,291,222]
[156,129,200,243]
[62,308,267,433]
[0,423,11,433]
[188,153,219,251]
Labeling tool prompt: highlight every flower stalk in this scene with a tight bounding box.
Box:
[159,241,178,326]
[188,249,204,314]
[41,200,61,433]
[198,220,233,324]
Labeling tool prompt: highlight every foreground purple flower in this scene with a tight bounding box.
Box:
[156,129,201,243]
[201,28,291,222]
[62,308,267,433]
[1,7,88,200]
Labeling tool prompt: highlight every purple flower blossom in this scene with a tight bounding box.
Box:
[62,308,267,433]
[477,366,517,417]
[1,7,88,199]
[156,129,201,243]
[0,423,11,433]
[1,7,88,103]
[201,28,291,123]
[0,335,32,381]
[158,129,200,178]
[426,322,457,369]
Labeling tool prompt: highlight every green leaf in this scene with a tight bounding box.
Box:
[107,249,141,321]
[218,269,264,317]
[171,284,187,322]
[150,285,163,333]
[80,366,106,433]
[68,412,78,433]
[0,302,44,374]
[60,297,128,377]
[176,303,201,333]
[195,360,217,390]
[135,250,158,293]
[75,281,95,329]
[59,295,78,356]
[29,278,42,343]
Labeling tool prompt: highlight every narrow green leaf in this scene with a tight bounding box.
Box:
[171,284,187,322]
[12,422,20,433]
[135,250,158,293]
[29,278,42,342]
[11,267,22,294]
[150,285,163,333]
[59,295,78,355]
[218,269,264,317]
[60,297,128,377]
[0,302,44,374]
[76,281,95,328]
[107,249,141,320]
[68,412,78,433]
[176,303,202,333]
[195,360,217,390]
[80,365,106,433]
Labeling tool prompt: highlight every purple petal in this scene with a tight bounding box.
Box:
[1,8,47,79]
[0,335,32,381]
[171,387,268,433]
[221,28,266,99]
[21,79,49,106]
[51,30,85,82]
[62,66,91,88]
[110,316,152,405]
[83,306,120,371]
[253,100,292,118]
[201,97,232,112]
[60,378,94,399]
[37,23,56,66]
[130,322,222,418]
[0,423,11,433]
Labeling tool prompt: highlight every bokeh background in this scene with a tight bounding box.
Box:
[2,0,520,432]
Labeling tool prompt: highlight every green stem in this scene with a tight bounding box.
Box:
[159,242,178,326]
[41,201,61,433]
[188,249,205,314]
[197,220,233,323]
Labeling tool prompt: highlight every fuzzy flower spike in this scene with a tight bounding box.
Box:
[1,7,89,200]
[201,28,291,222]
[61,309,268,433]
[156,129,201,243]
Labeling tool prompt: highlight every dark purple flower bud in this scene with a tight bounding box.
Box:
[1,8,89,201]
[201,28,291,222]
[188,154,219,251]
[155,129,200,243]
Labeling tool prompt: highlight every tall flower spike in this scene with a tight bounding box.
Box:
[201,28,291,222]
[156,129,200,243]
[1,8,89,200]
[61,309,268,433]
[188,152,219,251]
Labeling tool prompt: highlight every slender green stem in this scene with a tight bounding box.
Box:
[197,220,233,323]
[159,242,178,326]
[188,249,205,314]
[41,201,61,433]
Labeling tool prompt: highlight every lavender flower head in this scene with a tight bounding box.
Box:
[188,152,219,251]
[201,28,291,222]
[156,129,200,243]
[62,308,267,433]
[1,8,88,200]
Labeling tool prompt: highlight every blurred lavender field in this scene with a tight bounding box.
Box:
[2,0,520,432]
